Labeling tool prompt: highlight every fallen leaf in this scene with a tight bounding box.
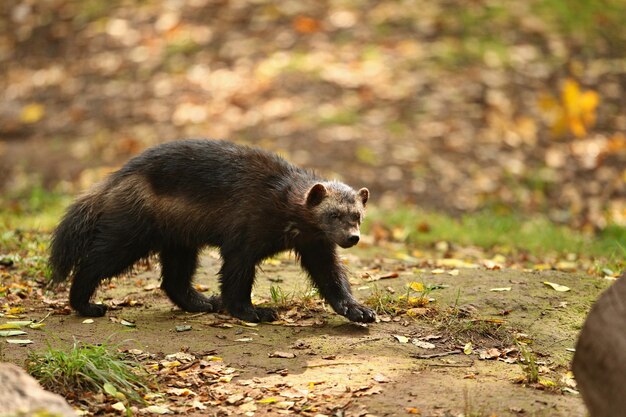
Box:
[412,339,436,349]
[378,272,399,280]
[276,401,295,409]
[239,402,257,413]
[0,330,27,337]
[20,103,45,123]
[161,360,181,368]
[463,342,473,355]
[406,307,429,317]
[7,339,33,344]
[393,335,409,343]
[490,287,511,292]
[257,397,278,404]
[373,373,389,383]
[166,387,196,397]
[483,260,502,270]
[111,402,126,412]
[82,319,94,324]
[543,282,571,292]
[142,405,173,414]
[436,259,479,269]
[278,388,306,399]
[269,351,296,359]
[103,382,118,396]
[192,400,207,410]
[479,348,501,360]
[165,352,195,362]
[5,320,32,327]
[353,385,383,397]
[408,282,424,292]
[292,16,321,34]
[226,393,245,405]
[555,261,577,272]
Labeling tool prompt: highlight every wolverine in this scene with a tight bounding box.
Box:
[50,140,375,323]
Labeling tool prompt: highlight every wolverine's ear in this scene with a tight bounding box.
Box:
[358,188,369,206]
[306,183,327,207]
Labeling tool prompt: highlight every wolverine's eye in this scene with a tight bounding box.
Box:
[330,211,341,219]
[351,213,360,222]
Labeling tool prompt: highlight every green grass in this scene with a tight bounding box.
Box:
[533,0,626,50]
[365,282,439,316]
[27,341,152,404]
[364,206,626,270]
[269,285,292,309]
[0,186,69,232]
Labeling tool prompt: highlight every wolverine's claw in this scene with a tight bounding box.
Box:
[334,300,376,323]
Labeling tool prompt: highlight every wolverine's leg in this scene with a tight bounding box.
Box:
[69,210,155,316]
[298,241,376,323]
[219,254,277,323]
[70,237,149,317]
[70,267,108,317]
[160,246,220,312]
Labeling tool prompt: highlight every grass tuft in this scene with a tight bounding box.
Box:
[365,206,626,272]
[27,341,152,404]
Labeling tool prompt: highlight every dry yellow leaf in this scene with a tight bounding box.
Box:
[543,281,570,292]
[20,103,45,123]
[539,78,600,138]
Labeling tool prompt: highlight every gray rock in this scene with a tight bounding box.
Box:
[572,274,626,417]
[0,362,77,417]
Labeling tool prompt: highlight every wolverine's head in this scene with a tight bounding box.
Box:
[305,181,369,248]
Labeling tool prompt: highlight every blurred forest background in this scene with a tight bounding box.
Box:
[1,0,626,232]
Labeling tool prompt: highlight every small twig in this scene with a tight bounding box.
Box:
[37,311,53,323]
[305,361,362,368]
[349,336,385,346]
[411,349,462,359]
[422,362,473,368]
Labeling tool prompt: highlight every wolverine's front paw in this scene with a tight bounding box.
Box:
[228,305,278,323]
[335,301,376,323]
[76,303,108,317]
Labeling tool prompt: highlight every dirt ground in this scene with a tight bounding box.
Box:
[2,243,608,417]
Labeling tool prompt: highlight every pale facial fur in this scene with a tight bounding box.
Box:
[306,181,369,248]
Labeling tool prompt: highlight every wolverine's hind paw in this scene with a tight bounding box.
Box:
[228,305,278,323]
[76,303,108,317]
[178,294,221,313]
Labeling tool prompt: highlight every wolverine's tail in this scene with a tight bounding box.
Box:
[49,192,103,283]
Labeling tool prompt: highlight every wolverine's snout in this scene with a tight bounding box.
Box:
[337,233,360,248]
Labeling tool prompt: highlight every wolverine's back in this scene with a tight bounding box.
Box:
[104,140,319,248]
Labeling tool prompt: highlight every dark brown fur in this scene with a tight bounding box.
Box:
[49,139,375,323]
